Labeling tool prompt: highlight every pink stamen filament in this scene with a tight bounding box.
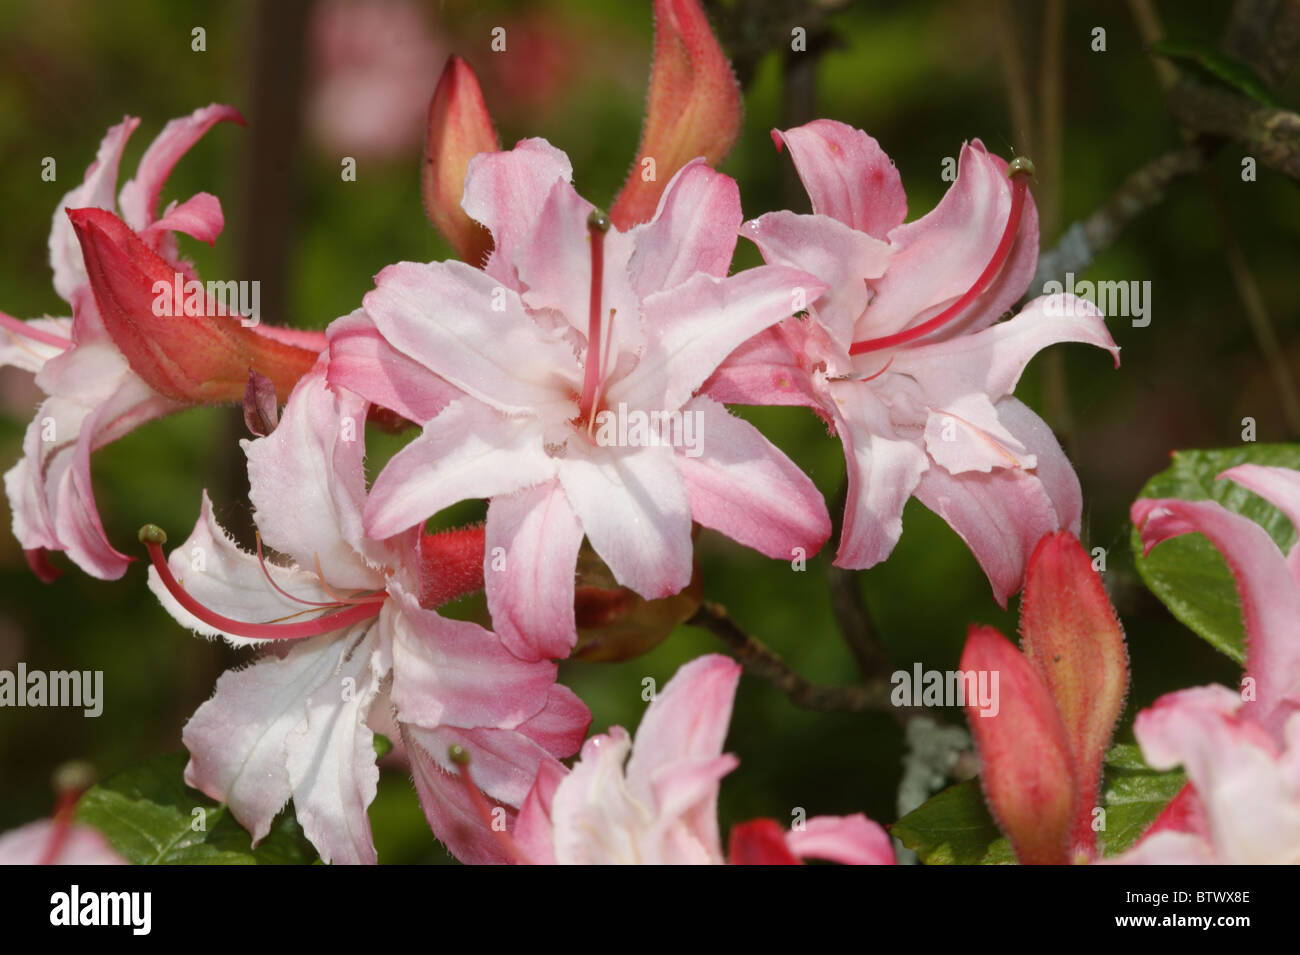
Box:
[254,532,350,608]
[586,308,617,439]
[144,532,382,641]
[0,310,73,351]
[577,210,610,427]
[448,746,532,865]
[849,165,1031,356]
[37,789,79,866]
[250,532,384,608]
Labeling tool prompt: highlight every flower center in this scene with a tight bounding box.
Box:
[139,524,385,641]
[849,157,1034,357]
[577,209,613,433]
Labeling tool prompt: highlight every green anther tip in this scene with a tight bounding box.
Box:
[448,744,471,766]
[587,209,611,232]
[1007,156,1035,179]
[52,760,96,795]
[138,524,167,546]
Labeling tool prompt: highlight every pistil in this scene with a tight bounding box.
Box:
[0,310,73,351]
[577,209,611,428]
[849,157,1035,356]
[140,524,383,641]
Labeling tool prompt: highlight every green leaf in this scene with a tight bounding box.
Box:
[1150,40,1284,108]
[892,780,1014,865]
[1132,444,1300,663]
[893,746,1184,864]
[1098,744,1185,856]
[75,753,318,865]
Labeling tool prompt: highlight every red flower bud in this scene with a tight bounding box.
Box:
[961,625,1074,865]
[68,207,322,404]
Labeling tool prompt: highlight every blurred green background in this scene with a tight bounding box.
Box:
[1,0,1293,862]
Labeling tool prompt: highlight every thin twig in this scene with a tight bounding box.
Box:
[1221,0,1300,90]
[1037,0,1065,238]
[687,602,913,720]
[1036,0,1072,447]
[992,0,1035,154]
[826,481,891,682]
[1167,82,1300,180]
[1129,0,1300,434]
[1126,0,1180,89]
[1030,146,1205,293]
[1205,176,1300,434]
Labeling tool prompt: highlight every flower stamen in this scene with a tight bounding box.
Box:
[0,310,73,353]
[141,524,383,641]
[577,209,611,429]
[253,531,363,608]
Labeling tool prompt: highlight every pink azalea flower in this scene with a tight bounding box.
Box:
[306,0,444,160]
[342,140,832,662]
[415,0,743,265]
[494,654,894,865]
[141,364,588,864]
[710,120,1120,604]
[1,106,322,581]
[1115,465,1300,864]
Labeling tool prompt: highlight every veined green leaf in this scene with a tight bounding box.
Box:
[1132,444,1300,663]
[75,753,318,865]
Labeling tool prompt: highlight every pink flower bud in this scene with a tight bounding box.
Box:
[422,56,499,266]
[608,0,742,229]
[1019,530,1129,861]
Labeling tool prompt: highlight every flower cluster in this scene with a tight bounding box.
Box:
[18,0,1286,869]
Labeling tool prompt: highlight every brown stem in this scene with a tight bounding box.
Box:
[827,481,891,682]
[687,602,914,721]
[1221,0,1300,89]
[1167,81,1300,180]
[1036,0,1072,449]
[1129,0,1300,433]
[1205,178,1300,434]
[1030,146,1205,293]
[993,0,1035,155]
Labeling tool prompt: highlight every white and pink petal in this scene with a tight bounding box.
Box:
[677,395,830,560]
[484,478,584,662]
